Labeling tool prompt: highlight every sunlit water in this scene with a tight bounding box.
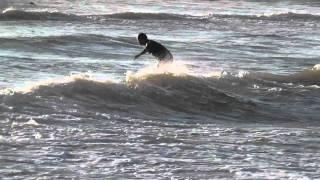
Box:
[0,0,320,179]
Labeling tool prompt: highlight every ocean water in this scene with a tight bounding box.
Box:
[0,0,320,179]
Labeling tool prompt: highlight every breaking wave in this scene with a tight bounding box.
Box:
[1,63,319,122]
[0,66,258,122]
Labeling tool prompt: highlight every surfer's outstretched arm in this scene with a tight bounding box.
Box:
[134,48,148,60]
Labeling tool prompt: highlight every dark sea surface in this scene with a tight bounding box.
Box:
[0,0,320,179]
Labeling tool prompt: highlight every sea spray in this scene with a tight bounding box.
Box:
[126,61,189,83]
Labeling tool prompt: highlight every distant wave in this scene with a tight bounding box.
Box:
[1,9,319,22]
[103,12,320,21]
[208,12,320,21]
[99,12,192,20]
[0,34,132,43]
[96,12,320,21]
[0,34,139,50]
[0,9,84,21]
[0,9,192,21]
[248,64,320,84]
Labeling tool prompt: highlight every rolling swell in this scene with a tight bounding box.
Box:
[0,9,84,21]
[0,10,192,21]
[99,12,192,20]
[97,12,320,21]
[248,65,320,84]
[208,12,320,21]
[89,12,320,22]
[2,9,319,22]
[0,34,137,48]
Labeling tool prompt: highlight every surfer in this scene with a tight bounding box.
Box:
[134,33,173,66]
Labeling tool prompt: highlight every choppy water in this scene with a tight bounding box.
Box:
[0,0,320,179]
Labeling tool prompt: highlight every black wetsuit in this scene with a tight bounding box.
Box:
[145,40,173,62]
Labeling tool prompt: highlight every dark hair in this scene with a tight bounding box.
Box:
[138,33,148,41]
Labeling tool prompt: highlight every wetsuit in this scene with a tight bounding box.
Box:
[135,39,173,63]
[145,40,173,62]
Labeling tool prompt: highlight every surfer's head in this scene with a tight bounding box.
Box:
[138,33,148,45]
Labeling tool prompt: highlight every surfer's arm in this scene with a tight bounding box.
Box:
[134,48,148,60]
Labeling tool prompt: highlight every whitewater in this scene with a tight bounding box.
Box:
[0,0,320,179]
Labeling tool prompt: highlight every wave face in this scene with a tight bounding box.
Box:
[2,9,320,22]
